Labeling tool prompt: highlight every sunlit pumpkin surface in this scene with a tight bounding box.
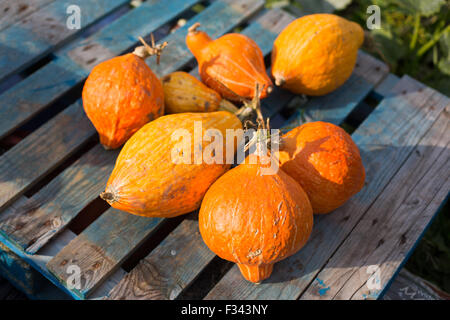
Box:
[277,121,365,214]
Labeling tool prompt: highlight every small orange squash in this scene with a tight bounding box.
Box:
[277,121,365,214]
[161,71,238,114]
[199,156,313,283]
[271,14,364,96]
[82,37,166,149]
[101,111,243,217]
[186,23,273,102]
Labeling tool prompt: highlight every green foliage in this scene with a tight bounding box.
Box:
[405,201,450,293]
[339,0,450,95]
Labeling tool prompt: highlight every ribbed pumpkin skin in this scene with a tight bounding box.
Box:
[199,160,313,283]
[82,53,164,149]
[186,31,273,101]
[162,71,221,113]
[104,111,242,217]
[277,121,365,214]
[271,14,364,96]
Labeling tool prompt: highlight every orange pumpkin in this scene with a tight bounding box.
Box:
[101,111,243,217]
[277,121,365,214]
[199,156,313,283]
[271,14,364,96]
[161,71,238,114]
[82,38,166,149]
[186,23,273,102]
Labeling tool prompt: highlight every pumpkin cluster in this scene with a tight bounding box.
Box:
[81,14,366,284]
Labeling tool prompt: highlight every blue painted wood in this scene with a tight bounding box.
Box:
[0,0,55,32]
[0,241,45,296]
[0,100,95,212]
[104,9,297,300]
[0,0,200,139]
[0,0,129,82]
[142,0,264,77]
[45,8,292,300]
[285,73,373,127]
[371,73,400,99]
[205,76,450,299]
[0,0,264,257]
[46,208,162,299]
[0,228,81,299]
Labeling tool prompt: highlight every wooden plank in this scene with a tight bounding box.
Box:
[0,241,44,296]
[104,9,301,301]
[0,0,128,82]
[0,0,200,139]
[107,214,211,300]
[0,145,118,253]
[301,103,449,300]
[204,76,449,299]
[0,101,94,212]
[0,0,55,32]
[383,269,450,300]
[284,51,389,128]
[0,0,265,259]
[372,73,400,99]
[143,0,264,78]
[44,7,292,300]
[46,210,155,299]
[106,42,388,301]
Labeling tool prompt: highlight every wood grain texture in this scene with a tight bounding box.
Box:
[44,8,294,300]
[372,73,400,99]
[107,215,213,300]
[0,0,128,81]
[284,51,389,128]
[104,9,296,300]
[46,209,161,299]
[0,0,200,139]
[146,0,265,78]
[301,98,449,300]
[0,0,267,298]
[0,100,95,212]
[0,145,118,253]
[205,76,449,300]
[0,0,55,32]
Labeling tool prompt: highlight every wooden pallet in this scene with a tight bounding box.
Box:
[0,0,448,300]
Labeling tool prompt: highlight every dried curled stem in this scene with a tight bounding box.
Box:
[188,22,201,34]
[133,33,168,64]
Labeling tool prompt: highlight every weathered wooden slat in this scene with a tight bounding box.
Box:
[0,0,129,82]
[107,214,211,300]
[301,100,449,300]
[0,145,118,253]
[0,0,265,259]
[204,76,449,299]
[44,8,291,300]
[0,0,55,32]
[0,101,94,212]
[0,0,200,139]
[103,12,387,301]
[106,52,388,301]
[46,209,161,299]
[144,0,264,78]
[372,73,400,99]
[284,51,389,128]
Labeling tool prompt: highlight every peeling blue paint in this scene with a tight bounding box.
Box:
[315,278,331,296]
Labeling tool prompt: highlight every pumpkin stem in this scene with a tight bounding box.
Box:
[133,33,168,64]
[237,263,274,283]
[188,22,201,34]
[274,76,285,87]
[100,190,118,204]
